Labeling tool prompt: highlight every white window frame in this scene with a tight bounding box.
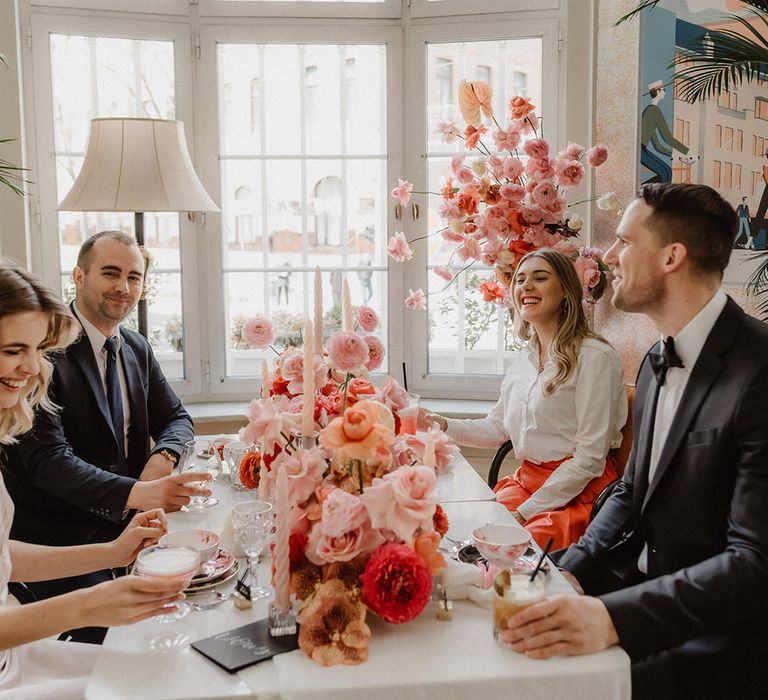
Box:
[198,0,401,19]
[195,21,404,401]
[410,0,559,19]
[26,12,204,397]
[29,0,191,14]
[404,15,564,400]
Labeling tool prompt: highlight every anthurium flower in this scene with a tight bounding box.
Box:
[458,79,493,126]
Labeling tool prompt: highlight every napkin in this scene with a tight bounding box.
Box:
[441,559,484,600]
[219,509,245,558]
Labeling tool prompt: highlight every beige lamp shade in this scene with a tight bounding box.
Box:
[58,118,219,213]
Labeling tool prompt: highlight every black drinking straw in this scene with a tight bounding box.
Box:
[402,361,408,392]
[530,537,554,582]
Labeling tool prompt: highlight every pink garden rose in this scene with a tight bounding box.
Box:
[357,306,379,333]
[564,142,585,159]
[387,232,413,262]
[279,352,327,395]
[493,125,521,152]
[522,138,549,159]
[501,157,524,181]
[240,394,294,454]
[499,183,525,202]
[306,489,384,565]
[242,315,274,349]
[363,335,385,372]
[574,255,601,289]
[280,446,327,504]
[371,376,409,412]
[555,158,585,188]
[404,288,426,311]
[361,466,439,542]
[586,144,608,167]
[391,179,413,206]
[524,157,555,180]
[327,331,368,372]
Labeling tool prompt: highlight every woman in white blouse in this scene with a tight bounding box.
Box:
[0,260,185,698]
[421,249,627,550]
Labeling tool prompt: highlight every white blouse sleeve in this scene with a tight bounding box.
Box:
[516,344,627,520]
[443,384,509,449]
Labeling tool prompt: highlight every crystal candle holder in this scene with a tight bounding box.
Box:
[268,602,297,637]
[296,433,319,451]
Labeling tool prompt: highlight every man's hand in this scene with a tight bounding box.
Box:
[126,473,212,512]
[499,595,618,658]
[110,509,168,566]
[140,452,175,482]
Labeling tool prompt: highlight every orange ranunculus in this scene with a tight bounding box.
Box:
[410,532,447,576]
[346,377,375,404]
[458,79,493,126]
[478,281,507,303]
[506,211,527,236]
[239,451,261,489]
[509,239,536,267]
[509,95,536,120]
[464,124,487,150]
[456,187,480,216]
[477,179,501,205]
[318,400,395,464]
[441,177,456,200]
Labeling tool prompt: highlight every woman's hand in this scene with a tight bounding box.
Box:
[110,509,168,567]
[72,575,186,628]
[512,510,526,525]
[417,408,447,432]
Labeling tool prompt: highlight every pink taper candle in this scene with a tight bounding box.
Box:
[274,466,290,609]
[302,319,314,437]
[313,267,323,351]
[258,462,269,501]
[342,276,353,331]
[423,432,436,469]
[261,359,270,400]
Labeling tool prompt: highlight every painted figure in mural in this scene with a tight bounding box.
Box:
[749,162,768,249]
[735,196,753,248]
[640,80,690,183]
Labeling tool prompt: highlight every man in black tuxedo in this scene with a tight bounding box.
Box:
[502,184,768,699]
[4,231,209,639]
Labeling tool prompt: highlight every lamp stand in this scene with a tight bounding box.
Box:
[135,211,148,338]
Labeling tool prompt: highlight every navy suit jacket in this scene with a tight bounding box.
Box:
[4,319,193,547]
[555,298,768,697]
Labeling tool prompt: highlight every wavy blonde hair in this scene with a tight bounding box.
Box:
[509,248,609,396]
[0,259,80,444]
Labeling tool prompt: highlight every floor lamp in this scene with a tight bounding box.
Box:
[58,117,219,338]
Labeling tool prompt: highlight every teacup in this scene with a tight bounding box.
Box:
[472,524,531,568]
[160,528,220,567]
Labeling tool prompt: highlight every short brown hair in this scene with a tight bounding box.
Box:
[76,230,140,272]
[638,183,736,277]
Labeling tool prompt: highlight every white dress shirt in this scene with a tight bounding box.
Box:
[638,289,727,573]
[72,302,131,455]
[445,338,627,520]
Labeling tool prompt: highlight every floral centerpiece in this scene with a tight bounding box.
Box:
[388,79,620,311]
[238,272,457,666]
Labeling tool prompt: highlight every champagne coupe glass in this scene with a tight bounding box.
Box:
[230,500,273,601]
[134,544,200,651]
[180,438,221,509]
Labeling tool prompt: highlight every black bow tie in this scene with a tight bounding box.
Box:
[649,336,684,386]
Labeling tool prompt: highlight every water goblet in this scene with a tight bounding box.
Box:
[180,438,221,509]
[230,500,273,601]
[134,544,200,651]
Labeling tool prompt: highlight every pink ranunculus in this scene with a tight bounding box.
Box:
[279,352,305,394]
[357,306,379,333]
[555,158,585,188]
[441,227,465,243]
[242,315,274,349]
[455,167,475,185]
[433,265,454,282]
[327,331,368,372]
[436,121,460,144]
[499,183,526,201]
[404,288,427,311]
[363,335,385,372]
[540,195,567,223]
[565,142,585,159]
[487,153,505,178]
[306,489,384,565]
[403,426,458,475]
[457,235,481,262]
[586,144,608,167]
[391,179,413,206]
[525,157,555,180]
[573,255,599,286]
[480,237,503,266]
[501,157,524,181]
[281,446,327,504]
[522,138,550,160]
[372,376,409,412]
[240,395,293,453]
[450,154,465,173]
[531,181,559,206]
[391,434,422,467]
[438,200,461,221]
[387,232,413,262]
[584,267,601,288]
[361,466,439,543]
[493,125,521,152]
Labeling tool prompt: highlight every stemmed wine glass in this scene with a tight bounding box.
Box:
[134,544,200,651]
[180,438,222,509]
[230,500,273,601]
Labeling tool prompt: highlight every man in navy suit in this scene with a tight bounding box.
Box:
[501,184,768,699]
[4,231,209,639]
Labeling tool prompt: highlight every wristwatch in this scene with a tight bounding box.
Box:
[158,448,178,465]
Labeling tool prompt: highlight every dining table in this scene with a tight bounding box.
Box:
[85,452,631,700]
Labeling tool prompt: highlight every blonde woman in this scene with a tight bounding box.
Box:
[0,260,185,698]
[420,249,627,549]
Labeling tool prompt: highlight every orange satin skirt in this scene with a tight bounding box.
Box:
[493,454,618,551]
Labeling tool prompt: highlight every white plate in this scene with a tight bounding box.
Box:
[186,560,240,593]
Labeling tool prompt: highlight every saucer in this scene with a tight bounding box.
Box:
[186,561,240,594]
[190,548,235,585]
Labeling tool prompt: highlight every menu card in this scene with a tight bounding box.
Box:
[192,619,299,673]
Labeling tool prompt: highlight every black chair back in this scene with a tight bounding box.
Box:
[487,439,514,489]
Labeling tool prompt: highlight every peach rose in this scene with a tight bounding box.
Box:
[318,400,395,464]
[509,95,535,120]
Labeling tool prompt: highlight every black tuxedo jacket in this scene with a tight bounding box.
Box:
[4,320,193,546]
[555,298,768,697]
